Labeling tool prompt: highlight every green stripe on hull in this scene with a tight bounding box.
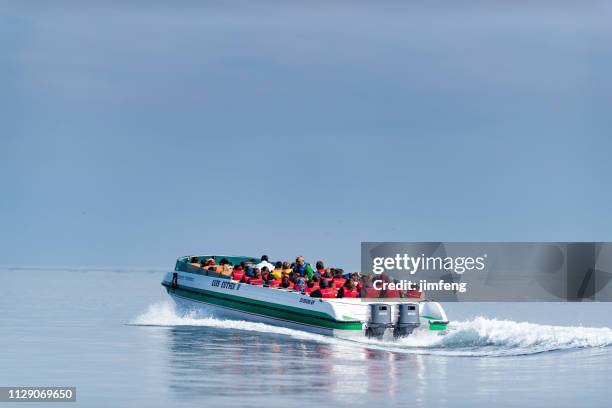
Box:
[164,283,363,331]
[428,322,447,331]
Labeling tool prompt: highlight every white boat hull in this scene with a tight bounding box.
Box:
[163,271,448,339]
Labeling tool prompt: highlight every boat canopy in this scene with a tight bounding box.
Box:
[176,255,259,277]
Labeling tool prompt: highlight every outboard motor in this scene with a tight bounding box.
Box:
[366,304,392,338]
[394,303,420,338]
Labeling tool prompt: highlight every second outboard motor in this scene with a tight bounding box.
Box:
[366,304,392,338]
[394,303,420,338]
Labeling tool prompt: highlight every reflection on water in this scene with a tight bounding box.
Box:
[163,326,449,407]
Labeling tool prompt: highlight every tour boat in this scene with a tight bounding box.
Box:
[161,255,449,339]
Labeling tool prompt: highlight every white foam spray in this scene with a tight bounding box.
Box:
[131,301,612,357]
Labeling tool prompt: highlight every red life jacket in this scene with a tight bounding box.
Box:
[304,287,315,294]
[294,285,305,291]
[267,279,281,287]
[248,278,263,286]
[281,282,295,290]
[333,278,346,287]
[342,288,358,298]
[407,290,422,298]
[320,288,336,298]
[322,277,333,285]
[232,270,245,281]
[312,282,320,289]
[261,272,269,281]
[364,288,381,298]
[385,289,401,298]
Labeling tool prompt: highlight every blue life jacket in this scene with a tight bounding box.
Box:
[293,264,306,276]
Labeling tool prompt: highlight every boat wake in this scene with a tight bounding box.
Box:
[131,301,612,357]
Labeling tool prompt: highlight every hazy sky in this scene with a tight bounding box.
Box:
[2,1,611,271]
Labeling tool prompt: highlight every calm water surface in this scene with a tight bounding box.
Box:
[1,268,611,407]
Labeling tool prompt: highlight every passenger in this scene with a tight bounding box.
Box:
[359,275,371,297]
[337,280,359,298]
[406,288,423,298]
[266,274,281,288]
[384,279,403,298]
[315,260,325,276]
[332,269,346,288]
[321,270,333,286]
[256,255,275,272]
[271,262,283,279]
[351,273,363,291]
[280,276,294,289]
[293,272,302,284]
[244,265,255,278]
[328,279,338,296]
[311,275,321,289]
[304,280,316,295]
[294,277,306,292]
[293,256,306,276]
[361,276,381,298]
[248,270,263,286]
[293,256,314,280]
[309,278,335,298]
[219,258,230,266]
[189,256,199,266]
[220,262,233,277]
[207,258,216,266]
[232,264,245,281]
[282,261,293,277]
[309,279,324,298]
[261,266,270,281]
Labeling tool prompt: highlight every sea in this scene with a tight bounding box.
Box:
[1,267,612,407]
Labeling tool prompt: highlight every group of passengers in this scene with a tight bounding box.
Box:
[189,255,414,299]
